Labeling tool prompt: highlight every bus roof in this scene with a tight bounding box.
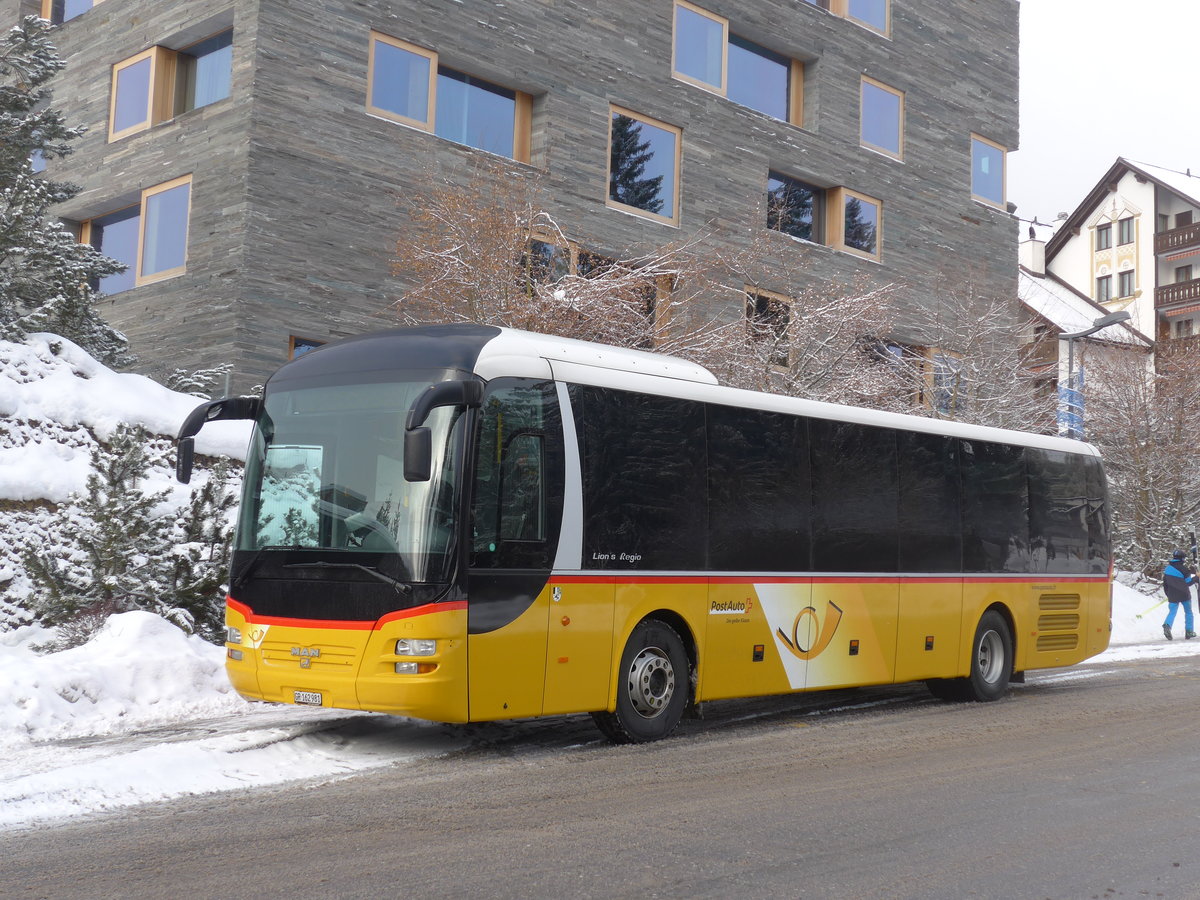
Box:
[270,324,1099,459]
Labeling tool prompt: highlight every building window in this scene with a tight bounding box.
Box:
[108,33,233,142]
[671,1,801,124]
[81,176,192,293]
[1117,217,1134,245]
[289,336,325,359]
[1095,223,1112,251]
[672,0,727,91]
[1096,275,1112,303]
[766,171,823,243]
[30,149,46,174]
[833,188,881,259]
[1117,270,1135,298]
[846,0,890,34]
[85,206,139,295]
[860,76,903,158]
[140,176,191,282]
[746,289,791,367]
[970,134,1006,207]
[367,31,532,162]
[1178,211,1195,228]
[177,31,233,113]
[1175,319,1195,339]
[1177,265,1194,283]
[1159,213,1171,233]
[42,0,100,25]
[607,107,681,225]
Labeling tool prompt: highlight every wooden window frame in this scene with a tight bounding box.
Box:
[970,133,1007,209]
[79,176,192,290]
[860,76,904,159]
[671,1,803,127]
[1095,275,1112,303]
[745,286,792,368]
[289,335,326,359]
[1095,222,1112,251]
[367,32,438,131]
[1117,270,1135,298]
[831,0,891,37]
[41,0,106,25]
[109,47,177,142]
[828,187,882,261]
[367,30,532,163]
[671,0,729,94]
[136,175,193,286]
[606,105,683,227]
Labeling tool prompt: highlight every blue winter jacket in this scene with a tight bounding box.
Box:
[1164,560,1197,604]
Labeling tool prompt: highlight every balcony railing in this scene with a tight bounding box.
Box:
[1156,277,1200,308]
[1155,221,1200,255]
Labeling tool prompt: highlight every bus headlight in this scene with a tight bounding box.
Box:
[395,661,436,675]
[395,638,437,656]
[227,626,242,645]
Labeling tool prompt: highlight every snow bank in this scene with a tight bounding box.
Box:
[0,612,243,745]
[0,334,250,494]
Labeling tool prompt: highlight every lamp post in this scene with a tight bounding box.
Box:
[1059,310,1131,439]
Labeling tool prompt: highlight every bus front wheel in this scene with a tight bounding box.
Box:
[926,610,1013,703]
[592,620,689,743]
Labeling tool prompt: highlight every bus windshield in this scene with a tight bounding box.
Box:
[235,375,462,584]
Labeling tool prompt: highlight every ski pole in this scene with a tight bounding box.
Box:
[1134,598,1165,619]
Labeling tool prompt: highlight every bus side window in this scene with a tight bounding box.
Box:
[471,379,563,570]
[499,433,545,541]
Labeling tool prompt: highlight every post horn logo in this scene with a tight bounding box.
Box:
[776,601,843,661]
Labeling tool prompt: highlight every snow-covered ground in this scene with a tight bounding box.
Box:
[0,578,1191,832]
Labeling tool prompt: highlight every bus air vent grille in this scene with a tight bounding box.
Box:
[1037,613,1081,631]
[1036,633,1079,652]
[1038,593,1081,611]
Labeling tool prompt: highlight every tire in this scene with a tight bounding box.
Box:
[926,610,1013,703]
[591,620,690,744]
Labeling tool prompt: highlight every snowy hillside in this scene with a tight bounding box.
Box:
[0,333,250,625]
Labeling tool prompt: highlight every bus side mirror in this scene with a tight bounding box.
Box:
[175,395,260,484]
[404,428,432,482]
[403,379,484,482]
[177,437,196,484]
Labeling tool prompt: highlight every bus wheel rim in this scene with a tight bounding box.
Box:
[627,646,674,718]
[977,629,1004,683]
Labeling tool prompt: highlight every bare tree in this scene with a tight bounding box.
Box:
[392,164,923,408]
[1086,342,1200,576]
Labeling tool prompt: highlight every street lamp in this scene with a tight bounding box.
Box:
[1059,310,1131,439]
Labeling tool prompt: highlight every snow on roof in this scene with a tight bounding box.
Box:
[1125,159,1200,208]
[1018,268,1150,347]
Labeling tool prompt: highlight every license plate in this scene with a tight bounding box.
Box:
[294,690,323,706]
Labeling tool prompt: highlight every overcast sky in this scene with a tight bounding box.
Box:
[1008,0,1195,227]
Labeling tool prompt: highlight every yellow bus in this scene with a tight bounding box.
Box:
[177,325,1112,742]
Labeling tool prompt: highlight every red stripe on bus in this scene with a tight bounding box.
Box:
[226,596,466,630]
[550,574,1109,585]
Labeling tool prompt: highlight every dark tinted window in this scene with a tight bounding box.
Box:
[89,206,140,295]
[572,386,706,569]
[708,405,810,571]
[767,172,822,243]
[1084,456,1111,574]
[961,441,1028,572]
[471,379,563,569]
[810,420,898,571]
[897,431,961,572]
[1027,449,1090,574]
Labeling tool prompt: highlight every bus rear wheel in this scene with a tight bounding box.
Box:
[925,610,1013,703]
[592,620,689,744]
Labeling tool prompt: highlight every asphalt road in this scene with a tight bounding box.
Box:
[4,656,1200,900]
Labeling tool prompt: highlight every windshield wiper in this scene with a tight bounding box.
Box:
[231,545,302,589]
[282,561,413,595]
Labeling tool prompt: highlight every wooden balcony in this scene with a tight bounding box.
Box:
[1156,277,1200,309]
[1155,221,1200,255]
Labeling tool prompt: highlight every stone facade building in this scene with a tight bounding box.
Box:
[18,0,1018,390]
